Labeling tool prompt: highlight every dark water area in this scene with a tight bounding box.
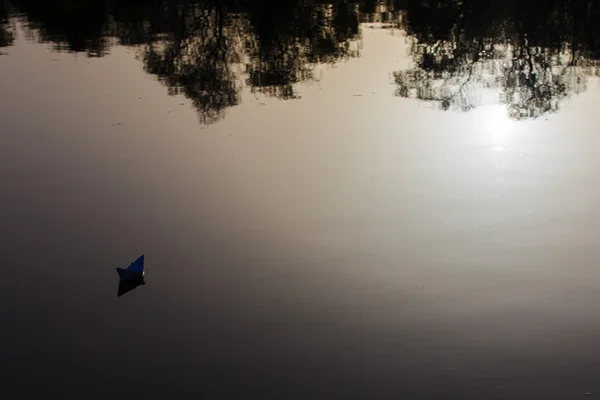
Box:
[2,1,600,399]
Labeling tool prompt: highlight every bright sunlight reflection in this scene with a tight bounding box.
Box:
[482,105,516,151]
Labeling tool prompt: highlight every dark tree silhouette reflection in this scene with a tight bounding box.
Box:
[1,1,14,52]
[140,2,246,124]
[394,0,600,119]
[4,0,368,123]
[9,0,111,56]
[4,0,600,121]
[244,0,361,99]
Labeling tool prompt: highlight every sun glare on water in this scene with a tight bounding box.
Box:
[482,105,516,151]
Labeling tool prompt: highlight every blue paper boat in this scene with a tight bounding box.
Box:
[116,254,145,281]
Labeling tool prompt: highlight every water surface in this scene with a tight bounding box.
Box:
[2,1,600,399]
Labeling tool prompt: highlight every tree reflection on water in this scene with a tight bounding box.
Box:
[0,0,14,51]
[3,0,600,122]
[395,0,600,120]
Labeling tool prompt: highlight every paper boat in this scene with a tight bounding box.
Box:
[116,254,145,280]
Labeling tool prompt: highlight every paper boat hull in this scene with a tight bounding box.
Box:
[116,267,144,281]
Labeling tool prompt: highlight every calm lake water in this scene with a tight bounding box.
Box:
[3,1,600,399]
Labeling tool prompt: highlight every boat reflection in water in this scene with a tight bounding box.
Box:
[117,277,145,297]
